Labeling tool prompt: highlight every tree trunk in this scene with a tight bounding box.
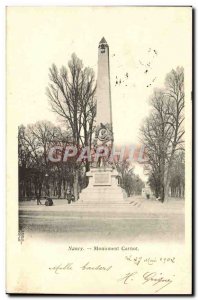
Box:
[164,179,170,201]
[73,170,79,201]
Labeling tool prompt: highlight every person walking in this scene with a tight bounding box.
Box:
[36,195,42,205]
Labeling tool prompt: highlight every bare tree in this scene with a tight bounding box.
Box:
[169,151,185,198]
[18,121,70,199]
[115,160,144,197]
[164,67,184,195]
[46,53,96,200]
[140,67,184,202]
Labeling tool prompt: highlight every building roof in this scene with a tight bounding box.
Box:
[99,37,107,44]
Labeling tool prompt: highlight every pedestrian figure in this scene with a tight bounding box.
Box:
[36,195,42,205]
[71,194,75,202]
[67,192,72,204]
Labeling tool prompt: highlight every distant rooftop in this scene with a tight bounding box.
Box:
[99,37,107,44]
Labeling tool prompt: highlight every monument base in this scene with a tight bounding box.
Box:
[79,167,126,203]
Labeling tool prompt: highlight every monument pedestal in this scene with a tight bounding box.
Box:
[79,167,126,203]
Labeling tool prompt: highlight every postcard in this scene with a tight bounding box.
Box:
[6,6,192,294]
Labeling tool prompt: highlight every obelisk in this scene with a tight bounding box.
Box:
[93,37,113,150]
[96,37,112,126]
[79,38,125,203]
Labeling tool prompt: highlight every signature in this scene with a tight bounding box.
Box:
[118,272,138,284]
[142,272,175,292]
[118,271,175,293]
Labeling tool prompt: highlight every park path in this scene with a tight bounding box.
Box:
[19,196,184,242]
[19,196,184,215]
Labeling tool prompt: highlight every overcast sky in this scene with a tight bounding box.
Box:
[7,7,191,180]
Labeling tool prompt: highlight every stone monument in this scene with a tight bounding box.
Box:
[79,37,125,202]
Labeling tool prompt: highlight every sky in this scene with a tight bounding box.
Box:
[7,7,192,180]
